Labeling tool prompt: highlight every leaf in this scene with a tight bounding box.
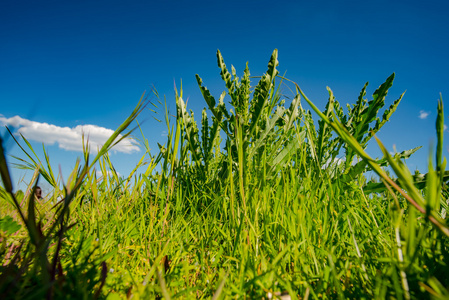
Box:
[212,274,227,300]
[27,173,43,246]
[249,74,271,134]
[43,144,57,187]
[266,49,279,81]
[178,97,201,164]
[247,110,282,161]
[0,136,13,194]
[238,62,251,124]
[346,81,368,132]
[196,75,216,109]
[201,108,210,163]
[361,73,395,135]
[217,50,233,92]
[249,49,278,136]
[341,159,368,183]
[283,94,301,133]
[302,108,319,169]
[0,216,22,235]
[196,75,230,137]
[436,95,444,172]
[362,92,404,145]
[269,136,302,175]
[316,88,335,166]
[376,146,422,167]
[347,146,422,186]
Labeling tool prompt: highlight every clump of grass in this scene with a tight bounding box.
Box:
[1,50,449,299]
[0,95,146,299]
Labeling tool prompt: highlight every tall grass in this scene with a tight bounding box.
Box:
[1,50,449,299]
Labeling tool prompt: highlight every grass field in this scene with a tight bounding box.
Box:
[1,50,449,299]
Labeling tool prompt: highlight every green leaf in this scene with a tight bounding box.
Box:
[249,49,278,136]
[238,62,251,124]
[363,73,395,133]
[436,95,444,173]
[316,88,335,166]
[201,108,210,163]
[269,135,302,175]
[247,110,282,161]
[0,216,21,235]
[0,136,13,194]
[362,92,404,145]
[196,75,216,109]
[177,97,201,165]
[217,50,233,92]
[376,146,422,167]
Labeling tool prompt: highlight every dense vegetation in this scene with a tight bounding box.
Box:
[1,50,449,299]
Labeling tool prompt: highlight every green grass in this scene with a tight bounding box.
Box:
[1,50,449,299]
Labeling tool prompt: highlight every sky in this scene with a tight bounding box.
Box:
[1,0,449,192]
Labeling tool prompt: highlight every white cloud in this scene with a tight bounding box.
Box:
[445,124,448,131]
[0,115,139,154]
[419,110,430,119]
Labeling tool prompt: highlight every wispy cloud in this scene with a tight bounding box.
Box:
[0,115,139,154]
[419,110,430,119]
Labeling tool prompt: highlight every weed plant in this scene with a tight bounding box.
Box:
[1,50,449,299]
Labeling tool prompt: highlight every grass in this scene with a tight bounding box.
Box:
[1,50,449,299]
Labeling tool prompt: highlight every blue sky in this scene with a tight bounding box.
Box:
[1,0,448,192]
